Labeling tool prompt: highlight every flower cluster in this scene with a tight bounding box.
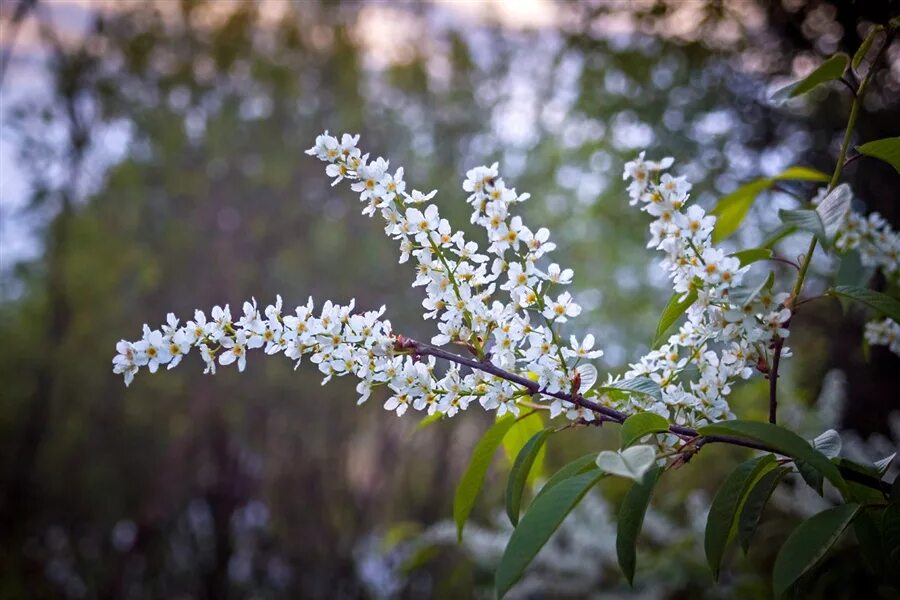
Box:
[114,133,896,425]
[864,318,900,356]
[816,189,900,277]
[112,296,396,398]
[618,153,794,424]
[114,132,606,421]
[815,186,900,356]
[305,132,601,419]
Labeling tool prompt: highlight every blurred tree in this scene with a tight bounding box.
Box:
[0,0,897,598]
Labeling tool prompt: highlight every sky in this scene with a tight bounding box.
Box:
[0,0,563,282]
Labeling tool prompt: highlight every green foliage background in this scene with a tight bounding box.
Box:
[1,1,897,597]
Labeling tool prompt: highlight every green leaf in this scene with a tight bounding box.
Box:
[779,208,825,244]
[857,137,900,173]
[711,178,772,242]
[834,250,873,296]
[798,431,842,496]
[620,412,670,449]
[730,247,773,267]
[454,414,517,541]
[730,271,774,306]
[596,445,658,482]
[697,420,846,494]
[705,455,776,580]
[833,458,887,504]
[853,25,884,71]
[653,289,698,346]
[502,412,545,484]
[772,53,849,102]
[495,470,605,598]
[533,454,598,502]
[772,503,860,598]
[815,184,852,243]
[399,543,439,574]
[596,377,662,403]
[771,166,830,182]
[738,466,790,553]
[853,508,884,575]
[506,428,553,526]
[882,502,900,567]
[796,460,824,496]
[763,226,796,249]
[779,183,852,249]
[827,285,900,323]
[415,412,445,431]
[616,467,663,585]
[711,166,829,243]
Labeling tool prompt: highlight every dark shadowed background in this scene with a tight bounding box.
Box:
[1,1,898,598]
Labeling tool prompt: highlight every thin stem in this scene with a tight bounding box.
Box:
[767,256,800,270]
[766,29,893,425]
[837,76,858,97]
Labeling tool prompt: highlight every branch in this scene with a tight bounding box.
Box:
[395,335,892,496]
[395,335,628,423]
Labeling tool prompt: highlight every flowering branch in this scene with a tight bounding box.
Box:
[767,28,896,425]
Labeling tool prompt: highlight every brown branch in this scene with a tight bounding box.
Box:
[393,335,892,496]
[769,338,783,424]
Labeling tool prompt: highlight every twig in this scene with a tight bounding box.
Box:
[837,76,858,97]
[766,28,895,426]
[767,256,800,270]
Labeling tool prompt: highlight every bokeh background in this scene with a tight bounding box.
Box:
[1,1,899,598]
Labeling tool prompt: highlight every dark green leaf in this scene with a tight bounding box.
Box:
[738,466,790,553]
[796,460,824,496]
[834,250,873,298]
[853,508,884,575]
[653,288,698,346]
[705,455,776,580]
[454,415,517,541]
[616,467,662,585]
[533,454,598,502]
[495,470,605,598]
[828,285,900,323]
[620,412,670,449]
[711,178,772,242]
[772,53,849,101]
[858,137,900,173]
[883,502,900,567]
[596,377,662,403]
[506,428,553,526]
[730,248,773,267]
[772,503,860,598]
[833,458,888,504]
[853,25,884,70]
[697,420,846,494]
